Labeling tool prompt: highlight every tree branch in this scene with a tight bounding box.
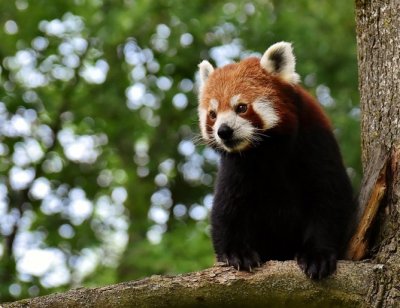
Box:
[2,261,381,307]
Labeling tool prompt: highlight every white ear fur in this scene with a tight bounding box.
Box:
[198,60,214,87]
[260,42,300,84]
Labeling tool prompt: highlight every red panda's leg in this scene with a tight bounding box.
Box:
[296,226,338,279]
[211,209,261,271]
[295,129,355,279]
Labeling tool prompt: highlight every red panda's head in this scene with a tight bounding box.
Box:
[198,42,300,152]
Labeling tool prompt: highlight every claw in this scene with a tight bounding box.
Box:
[297,249,337,280]
[221,250,261,272]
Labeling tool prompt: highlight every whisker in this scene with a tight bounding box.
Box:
[192,134,204,143]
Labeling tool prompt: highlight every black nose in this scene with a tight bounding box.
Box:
[217,124,234,140]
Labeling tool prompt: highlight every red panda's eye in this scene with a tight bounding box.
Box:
[235,103,248,114]
[209,110,217,119]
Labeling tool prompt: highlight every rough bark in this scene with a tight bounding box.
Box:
[1,261,380,308]
[355,0,400,306]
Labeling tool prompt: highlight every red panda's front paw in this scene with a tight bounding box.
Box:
[296,249,337,280]
[218,250,261,272]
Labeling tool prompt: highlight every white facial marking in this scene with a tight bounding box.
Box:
[210,98,219,111]
[252,99,280,129]
[214,111,254,152]
[229,94,241,108]
[198,107,209,140]
[200,97,280,152]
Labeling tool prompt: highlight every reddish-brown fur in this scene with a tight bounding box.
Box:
[200,57,331,135]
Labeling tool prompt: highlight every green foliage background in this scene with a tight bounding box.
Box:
[0,0,360,302]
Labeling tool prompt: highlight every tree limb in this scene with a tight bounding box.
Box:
[2,261,380,307]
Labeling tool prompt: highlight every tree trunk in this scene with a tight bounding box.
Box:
[355,0,400,306]
[3,1,400,307]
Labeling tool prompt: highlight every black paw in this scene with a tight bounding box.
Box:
[296,249,337,280]
[218,250,261,272]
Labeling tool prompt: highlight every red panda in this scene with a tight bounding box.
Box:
[197,42,356,279]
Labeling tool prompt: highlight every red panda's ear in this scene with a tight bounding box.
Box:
[198,60,214,88]
[260,42,300,84]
